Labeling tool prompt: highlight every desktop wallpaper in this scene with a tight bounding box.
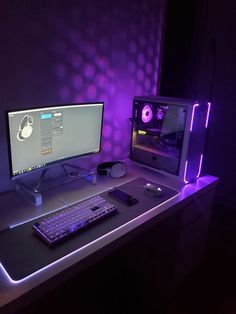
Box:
[0,0,164,191]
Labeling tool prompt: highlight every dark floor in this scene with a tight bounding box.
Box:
[16,202,236,314]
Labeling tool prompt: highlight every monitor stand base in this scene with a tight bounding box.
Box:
[61,163,97,184]
[15,164,97,206]
[15,181,43,206]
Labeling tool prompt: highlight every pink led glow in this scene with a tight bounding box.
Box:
[84,64,95,79]
[113,130,122,142]
[0,191,180,284]
[141,104,153,123]
[190,103,199,132]
[146,62,152,74]
[86,84,97,98]
[128,61,136,73]
[145,78,151,91]
[205,102,211,128]
[138,53,145,66]
[184,160,189,184]
[96,74,108,88]
[156,108,165,120]
[196,154,203,178]
[103,141,112,152]
[103,124,112,138]
[51,1,163,166]
[137,69,144,81]
[184,154,203,184]
[112,146,121,157]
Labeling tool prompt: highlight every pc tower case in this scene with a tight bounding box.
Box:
[130,96,211,183]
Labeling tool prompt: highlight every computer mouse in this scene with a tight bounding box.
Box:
[144,183,164,197]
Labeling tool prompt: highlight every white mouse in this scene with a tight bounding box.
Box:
[144,183,164,197]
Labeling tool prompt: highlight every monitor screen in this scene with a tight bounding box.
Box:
[6,102,104,178]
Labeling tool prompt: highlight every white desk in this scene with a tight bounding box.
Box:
[0,162,218,312]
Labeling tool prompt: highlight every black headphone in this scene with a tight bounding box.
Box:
[97,161,127,178]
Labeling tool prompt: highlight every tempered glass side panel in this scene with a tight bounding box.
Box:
[131,100,187,175]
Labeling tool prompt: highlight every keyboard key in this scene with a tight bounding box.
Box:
[33,195,118,246]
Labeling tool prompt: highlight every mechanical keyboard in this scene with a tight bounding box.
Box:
[33,194,118,246]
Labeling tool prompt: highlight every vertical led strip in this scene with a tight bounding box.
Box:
[190,103,199,132]
[205,102,211,128]
[184,102,200,183]
[183,154,203,184]
[183,160,189,184]
[196,154,203,178]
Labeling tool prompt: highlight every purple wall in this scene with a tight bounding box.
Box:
[0,0,164,192]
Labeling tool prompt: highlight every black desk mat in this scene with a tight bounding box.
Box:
[0,177,179,281]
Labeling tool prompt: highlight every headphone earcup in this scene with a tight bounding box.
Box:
[21,125,33,139]
[17,115,33,141]
[109,162,127,178]
[97,161,127,178]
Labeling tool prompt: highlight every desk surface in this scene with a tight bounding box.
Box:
[0,161,218,309]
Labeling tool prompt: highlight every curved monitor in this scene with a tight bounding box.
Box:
[6,102,104,178]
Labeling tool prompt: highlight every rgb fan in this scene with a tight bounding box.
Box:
[141,104,153,123]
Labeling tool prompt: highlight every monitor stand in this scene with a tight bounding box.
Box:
[15,164,97,207]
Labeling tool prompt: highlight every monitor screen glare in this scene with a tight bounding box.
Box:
[7,102,104,178]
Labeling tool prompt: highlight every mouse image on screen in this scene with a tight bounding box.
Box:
[144,183,164,197]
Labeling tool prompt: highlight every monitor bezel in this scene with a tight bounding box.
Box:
[6,101,104,180]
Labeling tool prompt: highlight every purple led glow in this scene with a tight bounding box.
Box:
[142,104,153,123]
[196,154,203,178]
[138,53,145,66]
[96,74,108,88]
[145,78,151,90]
[190,103,199,132]
[128,61,136,73]
[156,108,165,120]
[86,84,97,98]
[184,154,204,184]
[205,102,211,128]
[146,62,152,74]
[112,146,121,157]
[184,160,189,184]
[51,1,163,168]
[84,64,95,79]
[113,130,122,142]
[0,191,180,284]
[103,141,112,152]
[103,124,112,138]
[137,69,144,81]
